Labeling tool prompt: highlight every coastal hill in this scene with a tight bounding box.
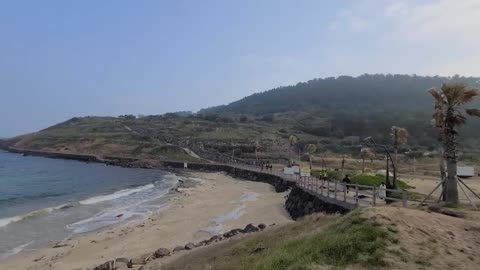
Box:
[3,74,480,161]
[201,74,480,148]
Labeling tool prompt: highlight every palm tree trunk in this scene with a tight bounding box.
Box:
[438,148,447,201]
[443,108,459,204]
[393,146,398,189]
[445,157,458,203]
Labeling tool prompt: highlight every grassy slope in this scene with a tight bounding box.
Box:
[164,210,397,270]
[5,116,197,161]
[164,207,480,270]
[4,115,320,162]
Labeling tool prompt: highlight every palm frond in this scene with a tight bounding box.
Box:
[466,109,480,117]
[453,113,467,125]
[460,89,480,105]
[429,88,446,105]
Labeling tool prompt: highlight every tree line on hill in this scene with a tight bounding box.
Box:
[200,74,480,149]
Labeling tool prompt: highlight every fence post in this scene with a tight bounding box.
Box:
[334,181,337,200]
[343,184,347,202]
[402,190,408,207]
[355,185,359,206]
[327,181,330,198]
[372,186,376,206]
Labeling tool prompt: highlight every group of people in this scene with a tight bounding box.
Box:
[260,160,273,171]
[341,174,386,199]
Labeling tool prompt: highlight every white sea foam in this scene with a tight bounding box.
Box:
[240,192,259,202]
[69,183,172,233]
[0,241,34,260]
[203,205,246,234]
[0,202,81,229]
[213,205,245,224]
[0,216,22,228]
[79,184,155,205]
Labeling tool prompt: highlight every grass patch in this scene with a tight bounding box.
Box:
[164,211,395,270]
[352,174,412,190]
[311,169,343,181]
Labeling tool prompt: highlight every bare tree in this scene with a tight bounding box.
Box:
[305,144,317,169]
[390,126,409,187]
[360,147,375,173]
[288,135,298,163]
[429,83,480,204]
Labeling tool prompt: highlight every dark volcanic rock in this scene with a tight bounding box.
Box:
[285,186,354,219]
[242,224,259,233]
[94,260,113,270]
[223,228,243,238]
[153,247,170,258]
[209,235,222,242]
[258,223,266,230]
[185,242,195,250]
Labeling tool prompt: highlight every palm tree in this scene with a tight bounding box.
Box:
[429,83,480,204]
[390,126,409,187]
[305,144,317,169]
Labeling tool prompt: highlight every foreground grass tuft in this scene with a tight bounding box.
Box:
[165,210,396,270]
[252,212,390,269]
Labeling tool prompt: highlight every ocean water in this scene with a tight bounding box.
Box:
[0,151,178,259]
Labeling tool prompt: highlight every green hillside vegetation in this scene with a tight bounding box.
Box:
[201,74,480,149]
[5,116,196,161]
[4,74,480,161]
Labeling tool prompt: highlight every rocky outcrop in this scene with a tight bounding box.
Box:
[153,248,170,258]
[285,186,355,220]
[242,223,259,233]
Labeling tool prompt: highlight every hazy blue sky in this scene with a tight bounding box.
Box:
[1,0,479,136]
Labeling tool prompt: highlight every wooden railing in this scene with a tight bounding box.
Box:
[227,161,409,207]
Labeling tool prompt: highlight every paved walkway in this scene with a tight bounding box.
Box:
[230,163,407,208]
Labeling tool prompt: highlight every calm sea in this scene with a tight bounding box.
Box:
[0,151,177,259]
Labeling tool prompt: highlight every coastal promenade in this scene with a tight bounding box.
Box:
[3,147,409,216]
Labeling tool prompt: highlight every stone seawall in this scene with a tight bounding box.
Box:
[285,186,355,220]
[5,148,101,162]
[162,161,295,192]
[4,147,139,165]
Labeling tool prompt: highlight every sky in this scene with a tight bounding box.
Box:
[1,0,480,137]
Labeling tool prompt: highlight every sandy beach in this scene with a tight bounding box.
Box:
[0,172,292,270]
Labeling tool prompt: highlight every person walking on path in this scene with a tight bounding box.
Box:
[379,183,386,200]
[342,174,351,193]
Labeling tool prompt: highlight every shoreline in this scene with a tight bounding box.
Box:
[0,171,292,270]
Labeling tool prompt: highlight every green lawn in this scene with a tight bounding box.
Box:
[352,174,412,190]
